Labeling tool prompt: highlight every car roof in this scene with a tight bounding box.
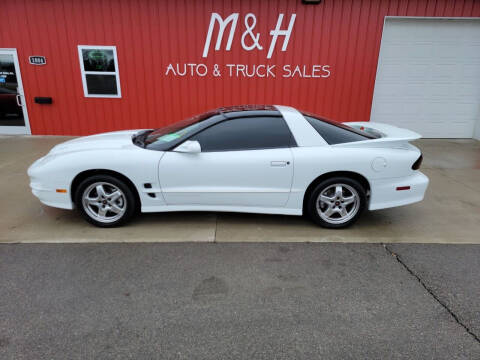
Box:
[217,104,277,113]
[214,105,281,119]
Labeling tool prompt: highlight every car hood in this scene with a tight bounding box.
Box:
[48,129,147,155]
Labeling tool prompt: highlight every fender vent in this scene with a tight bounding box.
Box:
[147,193,156,198]
[144,183,152,189]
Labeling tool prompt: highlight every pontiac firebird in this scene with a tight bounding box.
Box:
[28,105,429,228]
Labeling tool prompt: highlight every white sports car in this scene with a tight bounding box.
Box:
[28,105,428,228]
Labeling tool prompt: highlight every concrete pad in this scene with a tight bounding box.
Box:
[0,136,479,243]
[417,139,480,170]
[0,208,216,243]
[432,168,480,192]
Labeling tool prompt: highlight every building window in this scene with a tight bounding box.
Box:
[77,45,121,98]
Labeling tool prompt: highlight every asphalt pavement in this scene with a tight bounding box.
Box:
[1,243,479,359]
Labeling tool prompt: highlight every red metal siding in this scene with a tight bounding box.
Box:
[1,0,479,135]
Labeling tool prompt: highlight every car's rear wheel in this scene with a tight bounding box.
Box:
[307,177,366,228]
[75,175,136,227]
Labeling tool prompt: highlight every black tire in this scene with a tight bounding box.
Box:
[306,176,366,229]
[74,174,137,227]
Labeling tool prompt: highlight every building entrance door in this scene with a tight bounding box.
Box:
[0,49,31,134]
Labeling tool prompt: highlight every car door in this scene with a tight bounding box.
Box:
[158,116,295,208]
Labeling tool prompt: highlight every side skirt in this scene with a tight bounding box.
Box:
[140,205,302,216]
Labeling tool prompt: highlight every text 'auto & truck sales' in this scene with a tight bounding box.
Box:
[165,12,331,79]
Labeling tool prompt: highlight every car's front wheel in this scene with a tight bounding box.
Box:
[75,175,136,227]
[307,177,366,229]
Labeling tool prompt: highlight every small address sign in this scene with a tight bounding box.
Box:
[29,56,46,65]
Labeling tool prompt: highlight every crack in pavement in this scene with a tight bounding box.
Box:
[382,243,480,344]
[213,214,218,243]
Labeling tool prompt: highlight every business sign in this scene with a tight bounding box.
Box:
[165,13,331,79]
[29,56,46,65]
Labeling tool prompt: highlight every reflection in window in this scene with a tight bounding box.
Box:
[78,46,121,97]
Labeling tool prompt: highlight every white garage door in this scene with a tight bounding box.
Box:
[370,18,480,138]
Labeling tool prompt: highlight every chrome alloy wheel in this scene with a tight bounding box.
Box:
[81,182,126,224]
[316,183,360,225]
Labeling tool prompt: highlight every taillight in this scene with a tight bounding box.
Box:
[412,154,423,170]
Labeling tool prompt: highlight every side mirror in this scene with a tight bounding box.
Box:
[173,140,201,153]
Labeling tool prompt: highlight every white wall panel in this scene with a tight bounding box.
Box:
[371,18,480,138]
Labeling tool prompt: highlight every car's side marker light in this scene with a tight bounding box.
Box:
[56,189,67,193]
[396,186,410,191]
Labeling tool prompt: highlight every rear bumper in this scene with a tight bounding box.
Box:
[369,171,429,210]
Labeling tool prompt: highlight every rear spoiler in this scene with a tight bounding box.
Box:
[336,121,422,148]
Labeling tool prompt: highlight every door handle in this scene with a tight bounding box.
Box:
[16,94,23,107]
[270,161,290,167]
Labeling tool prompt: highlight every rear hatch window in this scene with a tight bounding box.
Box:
[302,113,379,145]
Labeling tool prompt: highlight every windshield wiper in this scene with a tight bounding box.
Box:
[132,130,153,148]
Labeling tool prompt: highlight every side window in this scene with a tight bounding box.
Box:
[305,116,371,144]
[190,116,295,152]
[78,45,121,98]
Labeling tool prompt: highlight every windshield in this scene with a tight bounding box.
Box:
[141,110,223,150]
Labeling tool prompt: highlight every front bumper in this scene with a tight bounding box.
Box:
[29,182,74,210]
[368,171,429,210]
[28,157,74,210]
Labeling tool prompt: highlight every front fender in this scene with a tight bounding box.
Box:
[28,147,165,210]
